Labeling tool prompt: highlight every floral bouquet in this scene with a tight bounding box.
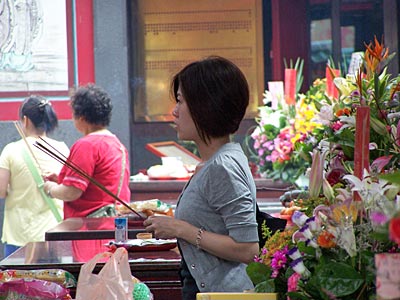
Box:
[249,90,324,183]
[247,169,400,299]
[247,37,400,300]
[247,72,327,184]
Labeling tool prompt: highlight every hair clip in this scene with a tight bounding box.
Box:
[38,99,51,108]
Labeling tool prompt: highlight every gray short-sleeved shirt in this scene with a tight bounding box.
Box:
[175,142,258,292]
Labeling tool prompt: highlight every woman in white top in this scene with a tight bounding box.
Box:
[0,95,69,257]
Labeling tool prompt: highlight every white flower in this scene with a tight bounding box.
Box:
[290,257,311,278]
[287,247,302,260]
[314,104,334,126]
[343,170,399,210]
[262,91,272,105]
[306,238,319,249]
[300,224,313,240]
[337,115,356,130]
[336,218,357,257]
[305,216,318,231]
[292,211,309,227]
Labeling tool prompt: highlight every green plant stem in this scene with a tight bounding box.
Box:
[356,282,367,300]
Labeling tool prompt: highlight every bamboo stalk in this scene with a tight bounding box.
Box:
[35,137,144,219]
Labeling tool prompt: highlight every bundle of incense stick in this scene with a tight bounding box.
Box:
[34,137,144,220]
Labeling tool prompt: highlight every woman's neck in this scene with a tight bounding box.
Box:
[23,117,46,138]
[85,126,110,136]
[196,136,230,162]
[25,127,46,138]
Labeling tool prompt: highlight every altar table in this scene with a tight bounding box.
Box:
[0,239,182,300]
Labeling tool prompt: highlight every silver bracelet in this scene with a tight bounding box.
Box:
[46,186,53,198]
[195,227,204,249]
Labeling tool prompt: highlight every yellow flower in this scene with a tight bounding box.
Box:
[332,202,358,224]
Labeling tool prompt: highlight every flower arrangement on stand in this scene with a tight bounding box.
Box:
[246,37,400,300]
[247,60,327,184]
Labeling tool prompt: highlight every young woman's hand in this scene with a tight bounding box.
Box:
[143,215,182,239]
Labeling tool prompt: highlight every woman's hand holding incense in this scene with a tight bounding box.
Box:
[43,172,58,182]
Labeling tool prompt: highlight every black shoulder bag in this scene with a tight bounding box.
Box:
[256,204,287,248]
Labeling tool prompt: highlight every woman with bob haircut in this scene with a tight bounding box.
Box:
[144,56,259,299]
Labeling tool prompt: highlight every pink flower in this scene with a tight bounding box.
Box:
[397,120,400,146]
[287,272,301,294]
[370,211,389,226]
[371,155,393,173]
[271,247,288,277]
[263,141,275,151]
[253,255,262,263]
[331,120,343,131]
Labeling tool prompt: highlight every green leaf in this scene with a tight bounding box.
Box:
[370,117,388,135]
[246,262,271,285]
[315,262,364,297]
[297,242,316,256]
[254,279,276,293]
[359,251,377,285]
[303,275,329,299]
[286,292,310,300]
[379,171,400,186]
[374,73,381,100]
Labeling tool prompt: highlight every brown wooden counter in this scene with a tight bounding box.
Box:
[0,240,182,300]
[45,217,145,241]
[130,178,291,204]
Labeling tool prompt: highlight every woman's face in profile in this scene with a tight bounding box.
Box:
[172,85,199,142]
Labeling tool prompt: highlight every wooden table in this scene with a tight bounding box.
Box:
[0,240,182,300]
[45,217,146,241]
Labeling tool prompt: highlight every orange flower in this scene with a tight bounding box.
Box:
[317,230,336,248]
[364,36,389,77]
[390,81,400,101]
[335,108,351,117]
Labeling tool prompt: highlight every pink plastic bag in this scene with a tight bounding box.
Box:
[75,247,133,300]
[0,278,71,299]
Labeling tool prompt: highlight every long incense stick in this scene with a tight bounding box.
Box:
[14,121,44,175]
[34,137,144,219]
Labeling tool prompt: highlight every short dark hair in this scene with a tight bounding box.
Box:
[70,84,113,126]
[19,95,58,134]
[171,56,249,144]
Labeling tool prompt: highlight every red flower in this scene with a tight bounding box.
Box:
[326,168,346,186]
[317,231,336,248]
[389,217,400,245]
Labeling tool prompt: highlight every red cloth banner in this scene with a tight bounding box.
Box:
[353,106,370,201]
[284,69,297,105]
[326,66,340,100]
